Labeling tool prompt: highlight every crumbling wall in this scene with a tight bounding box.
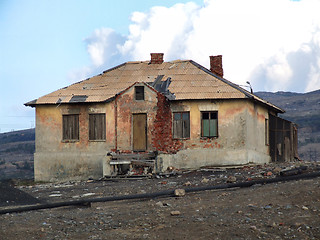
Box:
[151,92,183,153]
[158,99,271,171]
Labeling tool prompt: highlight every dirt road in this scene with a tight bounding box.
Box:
[1,162,320,239]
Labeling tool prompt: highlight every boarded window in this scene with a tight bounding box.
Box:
[62,114,79,141]
[135,86,144,100]
[173,112,190,139]
[89,114,106,141]
[201,111,218,137]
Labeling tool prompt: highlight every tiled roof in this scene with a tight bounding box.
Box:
[25,59,284,113]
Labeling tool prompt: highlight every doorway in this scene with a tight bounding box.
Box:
[132,114,147,151]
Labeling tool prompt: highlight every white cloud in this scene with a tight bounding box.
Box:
[85,28,126,68]
[80,0,320,93]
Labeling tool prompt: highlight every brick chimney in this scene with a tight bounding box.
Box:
[210,55,223,78]
[150,53,164,64]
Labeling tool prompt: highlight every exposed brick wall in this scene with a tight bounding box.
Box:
[151,93,183,153]
[210,55,223,78]
[150,53,164,64]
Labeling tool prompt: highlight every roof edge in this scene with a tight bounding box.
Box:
[189,60,285,113]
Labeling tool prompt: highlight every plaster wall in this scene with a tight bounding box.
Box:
[34,103,114,181]
[159,99,270,170]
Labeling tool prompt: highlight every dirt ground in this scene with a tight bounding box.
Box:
[1,161,320,240]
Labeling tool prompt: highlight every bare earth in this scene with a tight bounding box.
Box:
[1,162,320,240]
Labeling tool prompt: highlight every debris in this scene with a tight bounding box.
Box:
[227,176,236,183]
[167,166,175,172]
[266,171,273,176]
[273,167,282,174]
[174,189,186,197]
[280,166,308,176]
[302,206,309,210]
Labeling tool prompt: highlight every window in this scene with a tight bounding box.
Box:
[201,111,218,137]
[265,118,269,145]
[135,86,144,100]
[63,114,79,141]
[173,112,190,139]
[89,114,106,141]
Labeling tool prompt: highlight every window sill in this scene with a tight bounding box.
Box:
[89,140,106,142]
[173,137,190,140]
[200,136,218,139]
[62,140,79,143]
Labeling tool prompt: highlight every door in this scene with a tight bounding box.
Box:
[133,114,147,151]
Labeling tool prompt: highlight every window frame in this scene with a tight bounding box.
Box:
[62,114,80,141]
[89,113,106,141]
[201,111,218,138]
[172,112,190,139]
[135,86,145,101]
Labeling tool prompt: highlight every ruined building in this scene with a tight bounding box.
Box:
[25,53,298,181]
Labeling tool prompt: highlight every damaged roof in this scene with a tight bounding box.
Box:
[25,59,284,113]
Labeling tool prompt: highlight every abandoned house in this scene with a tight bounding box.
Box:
[25,53,298,182]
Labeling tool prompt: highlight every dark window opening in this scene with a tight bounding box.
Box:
[173,112,190,139]
[135,86,144,100]
[265,118,269,145]
[63,114,79,141]
[201,111,218,137]
[89,114,106,141]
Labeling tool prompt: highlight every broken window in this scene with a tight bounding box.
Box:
[89,114,106,141]
[201,111,218,137]
[173,112,190,139]
[62,114,79,141]
[135,86,144,100]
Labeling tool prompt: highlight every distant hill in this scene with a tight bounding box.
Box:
[0,129,35,180]
[256,89,320,161]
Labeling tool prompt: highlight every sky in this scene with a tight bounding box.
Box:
[1,0,320,133]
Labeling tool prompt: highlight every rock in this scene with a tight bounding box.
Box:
[250,225,257,230]
[170,210,181,216]
[49,194,62,197]
[184,181,192,186]
[266,171,273,176]
[81,193,95,197]
[227,176,237,183]
[201,178,209,183]
[302,206,309,210]
[156,201,164,207]
[273,167,282,174]
[174,189,186,197]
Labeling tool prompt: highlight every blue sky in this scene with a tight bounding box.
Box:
[1,0,320,133]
